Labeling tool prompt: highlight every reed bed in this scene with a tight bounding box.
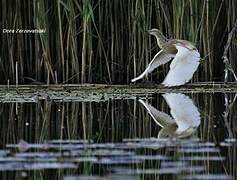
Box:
[0,0,237,85]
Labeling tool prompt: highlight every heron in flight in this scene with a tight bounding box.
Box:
[131,29,200,87]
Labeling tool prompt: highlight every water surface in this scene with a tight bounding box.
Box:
[0,92,236,179]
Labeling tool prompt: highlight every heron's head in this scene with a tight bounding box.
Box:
[157,124,177,139]
[148,29,164,37]
[158,124,195,139]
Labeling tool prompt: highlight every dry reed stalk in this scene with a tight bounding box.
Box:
[0,0,237,84]
[222,19,237,82]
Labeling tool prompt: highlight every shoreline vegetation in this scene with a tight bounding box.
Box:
[0,82,237,103]
[1,0,237,85]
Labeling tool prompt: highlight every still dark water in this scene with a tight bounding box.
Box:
[0,93,236,179]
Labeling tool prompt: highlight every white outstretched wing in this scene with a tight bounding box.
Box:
[163,93,200,134]
[138,99,174,127]
[162,45,200,87]
[131,50,174,82]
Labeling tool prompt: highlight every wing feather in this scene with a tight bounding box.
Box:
[131,50,174,82]
[162,45,200,86]
[139,99,174,127]
[162,93,200,134]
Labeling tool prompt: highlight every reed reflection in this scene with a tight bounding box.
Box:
[139,93,200,138]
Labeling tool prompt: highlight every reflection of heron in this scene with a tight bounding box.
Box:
[139,93,200,138]
[131,29,200,87]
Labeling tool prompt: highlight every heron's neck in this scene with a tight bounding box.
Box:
[154,33,167,49]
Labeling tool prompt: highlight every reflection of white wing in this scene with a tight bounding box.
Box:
[162,45,200,87]
[163,93,200,134]
[138,99,174,127]
[131,50,174,82]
